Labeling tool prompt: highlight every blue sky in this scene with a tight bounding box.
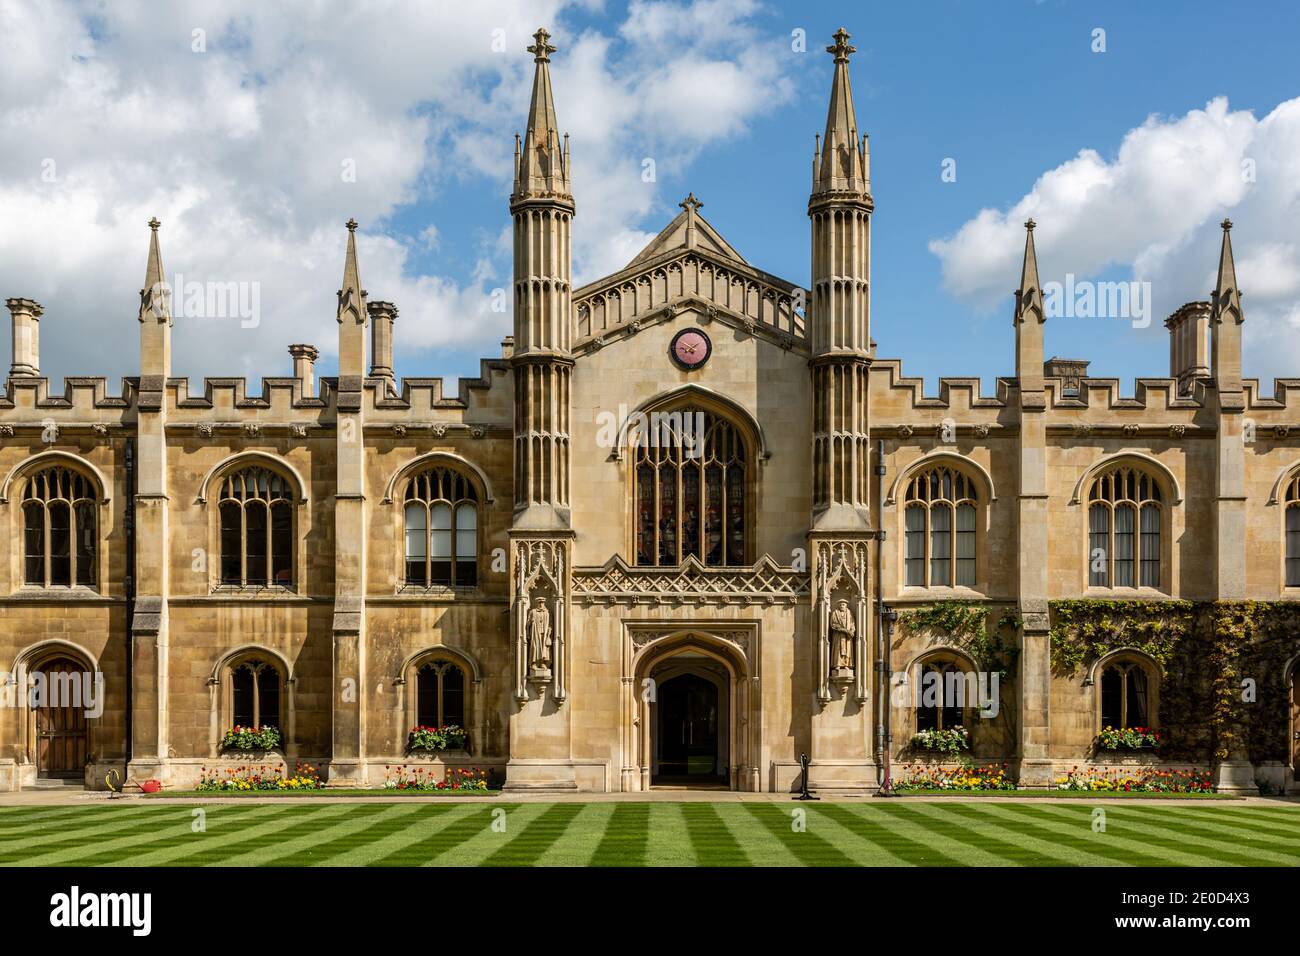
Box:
[2,0,1299,394]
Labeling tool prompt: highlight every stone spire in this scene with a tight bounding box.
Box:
[514,27,571,199]
[336,218,368,379]
[1211,218,1243,397]
[1014,219,1045,397]
[139,217,171,325]
[812,27,868,197]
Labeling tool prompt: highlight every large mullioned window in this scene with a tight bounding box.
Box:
[230,657,283,730]
[1099,658,1153,730]
[404,468,479,587]
[23,467,97,588]
[1087,467,1161,589]
[634,408,747,567]
[417,659,466,728]
[1285,475,1300,587]
[218,467,294,587]
[903,467,977,588]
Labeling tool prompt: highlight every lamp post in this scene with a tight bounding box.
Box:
[877,604,898,796]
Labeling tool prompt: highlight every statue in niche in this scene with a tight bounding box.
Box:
[829,598,855,680]
[528,600,552,678]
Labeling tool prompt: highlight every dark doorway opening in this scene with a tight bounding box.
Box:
[35,657,89,780]
[654,672,725,786]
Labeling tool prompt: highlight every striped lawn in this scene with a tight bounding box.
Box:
[0,802,1297,867]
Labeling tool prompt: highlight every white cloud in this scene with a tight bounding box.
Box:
[929,95,1300,384]
[0,0,793,387]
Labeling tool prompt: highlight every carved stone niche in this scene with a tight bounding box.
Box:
[513,539,568,704]
[815,540,870,706]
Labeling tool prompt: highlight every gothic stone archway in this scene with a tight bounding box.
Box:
[623,626,758,792]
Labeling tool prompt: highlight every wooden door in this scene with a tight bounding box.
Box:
[35,658,88,779]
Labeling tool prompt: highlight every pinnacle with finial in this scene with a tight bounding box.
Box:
[1221,218,1233,231]
[346,217,358,232]
[529,27,556,62]
[148,217,161,232]
[827,27,855,61]
[679,193,703,213]
[1024,218,1036,231]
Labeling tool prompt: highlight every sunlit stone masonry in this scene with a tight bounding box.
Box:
[1,28,1297,795]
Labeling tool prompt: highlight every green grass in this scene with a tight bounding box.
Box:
[0,801,1296,867]
[150,789,501,798]
[892,789,1238,799]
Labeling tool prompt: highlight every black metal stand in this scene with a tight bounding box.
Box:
[793,752,819,800]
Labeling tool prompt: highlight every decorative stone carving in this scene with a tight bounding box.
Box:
[513,538,568,703]
[1274,424,1291,439]
[0,424,13,438]
[291,423,308,438]
[391,423,407,437]
[91,424,109,438]
[1122,423,1140,437]
[1073,422,1093,437]
[815,540,870,704]
[196,423,214,438]
[1169,423,1186,438]
[471,426,486,439]
[244,422,261,437]
[973,423,990,438]
[628,319,642,333]
[431,422,448,438]
[571,554,808,606]
[897,424,914,439]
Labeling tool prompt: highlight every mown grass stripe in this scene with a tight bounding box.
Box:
[263,804,430,867]
[1031,804,1292,867]
[1110,807,1300,865]
[802,803,924,866]
[0,806,168,848]
[534,804,614,866]
[642,804,697,866]
[367,804,492,866]
[2,806,272,866]
[172,806,341,868]
[899,803,1068,866]
[681,803,747,866]
[740,802,857,867]
[1152,806,1300,844]
[590,803,651,867]
[985,804,1192,867]
[480,803,585,867]
[835,804,975,866]
[967,806,1170,868]
[0,806,138,832]
[191,804,367,867]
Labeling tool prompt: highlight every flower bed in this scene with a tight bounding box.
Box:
[405,725,468,753]
[1055,766,1212,793]
[221,725,282,752]
[1096,726,1160,751]
[910,726,970,756]
[383,765,490,792]
[196,762,324,792]
[892,761,1015,791]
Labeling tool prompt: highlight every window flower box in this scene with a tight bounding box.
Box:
[405,725,469,753]
[221,725,282,752]
[910,726,970,756]
[1096,726,1160,751]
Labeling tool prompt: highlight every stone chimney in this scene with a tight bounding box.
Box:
[367,301,397,393]
[1043,356,1090,398]
[288,343,319,399]
[1165,301,1211,396]
[7,297,43,377]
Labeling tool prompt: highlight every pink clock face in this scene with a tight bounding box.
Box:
[671,329,710,369]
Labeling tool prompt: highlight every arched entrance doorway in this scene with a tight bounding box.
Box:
[653,668,727,786]
[32,656,90,779]
[627,630,755,791]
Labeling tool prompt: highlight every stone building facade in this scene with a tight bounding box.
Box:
[1,28,1298,794]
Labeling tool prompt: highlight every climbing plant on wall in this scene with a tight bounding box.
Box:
[1048,599,1300,762]
[897,601,1021,677]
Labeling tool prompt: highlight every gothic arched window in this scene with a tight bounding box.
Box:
[1087,466,1162,588]
[915,657,969,732]
[416,659,466,728]
[23,466,98,588]
[633,408,747,567]
[218,467,295,588]
[404,467,479,587]
[1285,475,1300,587]
[1099,657,1156,730]
[227,657,284,730]
[903,467,977,588]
